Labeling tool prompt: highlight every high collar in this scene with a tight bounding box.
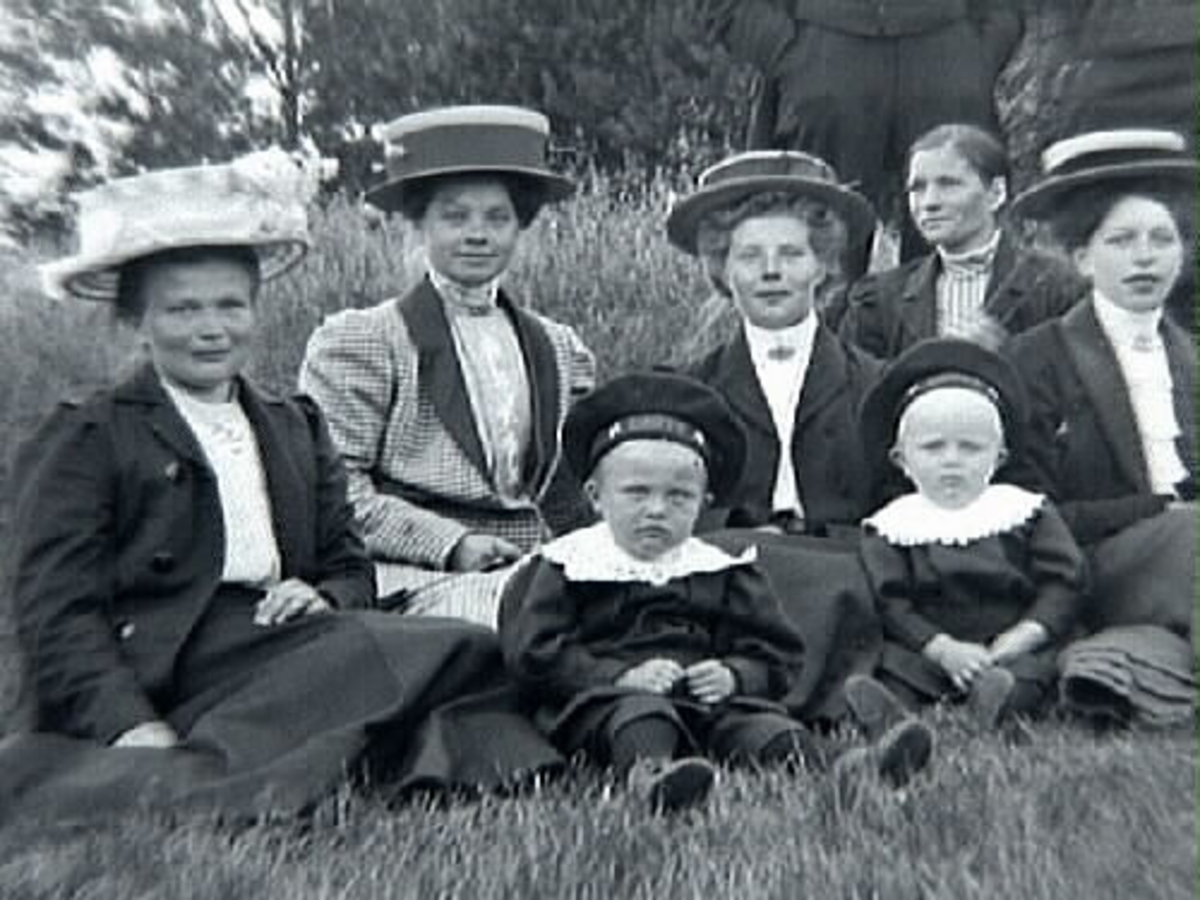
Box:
[743,313,818,359]
[428,267,501,315]
[936,229,1002,275]
[1091,290,1164,348]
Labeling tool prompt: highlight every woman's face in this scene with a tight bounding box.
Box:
[907,145,1004,255]
[418,178,521,286]
[138,257,257,402]
[724,214,825,330]
[1073,194,1184,313]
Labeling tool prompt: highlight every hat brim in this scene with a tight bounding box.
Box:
[859,338,1029,480]
[40,238,309,302]
[1010,160,1199,221]
[666,176,877,255]
[365,165,575,213]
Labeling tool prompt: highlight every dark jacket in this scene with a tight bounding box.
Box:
[839,233,1087,361]
[706,0,977,47]
[11,365,375,744]
[1004,301,1196,544]
[687,324,881,531]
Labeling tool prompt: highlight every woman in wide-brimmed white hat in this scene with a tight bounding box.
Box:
[299,105,595,628]
[1005,128,1197,728]
[0,149,561,826]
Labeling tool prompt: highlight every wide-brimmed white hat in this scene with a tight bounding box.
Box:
[1011,129,1198,221]
[40,147,317,301]
[365,105,574,213]
[666,150,876,255]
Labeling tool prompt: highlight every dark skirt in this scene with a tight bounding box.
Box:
[0,601,560,828]
[701,529,884,723]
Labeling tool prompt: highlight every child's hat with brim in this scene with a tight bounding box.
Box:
[1011,128,1198,221]
[365,105,575,213]
[859,338,1030,476]
[563,371,748,506]
[666,150,876,255]
[40,148,314,302]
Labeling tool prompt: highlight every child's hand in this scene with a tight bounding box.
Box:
[988,620,1048,664]
[684,660,737,704]
[616,659,684,694]
[924,635,992,693]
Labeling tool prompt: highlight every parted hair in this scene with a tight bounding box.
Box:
[395,172,549,229]
[694,191,848,305]
[1049,177,1196,252]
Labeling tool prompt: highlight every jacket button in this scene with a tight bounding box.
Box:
[117,622,136,641]
[150,552,175,573]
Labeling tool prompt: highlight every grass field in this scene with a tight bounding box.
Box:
[0,177,1194,899]
[1,714,1193,899]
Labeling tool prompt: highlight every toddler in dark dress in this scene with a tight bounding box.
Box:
[858,340,1087,729]
[501,372,932,811]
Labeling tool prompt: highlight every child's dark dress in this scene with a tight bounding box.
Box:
[860,485,1087,711]
[499,524,811,764]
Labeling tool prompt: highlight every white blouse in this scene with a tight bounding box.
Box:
[163,381,282,585]
[744,314,819,518]
[1092,292,1187,495]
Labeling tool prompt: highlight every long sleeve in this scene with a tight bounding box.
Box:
[1023,504,1088,639]
[296,395,377,609]
[12,403,159,743]
[861,531,942,652]
[499,559,631,703]
[714,565,806,701]
[299,308,469,567]
[702,0,798,71]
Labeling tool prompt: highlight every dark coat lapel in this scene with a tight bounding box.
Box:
[238,381,307,576]
[793,325,845,432]
[501,289,561,491]
[896,256,938,347]
[981,233,1029,325]
[1163,319,1196,478]
[115,364,211,473]
[1059,302,1150,492]
[398,279,489,479]
[708,331,778,440]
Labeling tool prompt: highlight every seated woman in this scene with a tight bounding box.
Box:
[664,151,885,722]
[838,124,1085,357]
[1006,129,1196,727]
[0,150,559,826]
[300,106,595,628]
[669,150,881,537]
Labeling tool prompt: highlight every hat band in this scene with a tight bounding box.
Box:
[1049,146,1191,178]
[385,123,552,182]
[588,414,710,472]
[900,373,1001,415]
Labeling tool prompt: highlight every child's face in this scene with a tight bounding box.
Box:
[586,439,708,561]
[891,388,1005,510]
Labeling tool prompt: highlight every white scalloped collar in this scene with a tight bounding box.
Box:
[864,484,1045,547]
[541,522,756,586]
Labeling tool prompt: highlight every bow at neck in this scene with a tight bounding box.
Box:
[429,268,501,317]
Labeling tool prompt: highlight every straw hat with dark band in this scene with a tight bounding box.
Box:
[666,150,876,255]
[40,148,314,302]
[1010,129,1198,221]
[365,105,574,213]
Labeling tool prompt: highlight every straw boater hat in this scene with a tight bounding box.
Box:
[562,371,749,507]
[1010,128,1199,221]
[665,150,876,256]
[365,105,575,213]
[859,338,1030,479]
[40,148,315,302]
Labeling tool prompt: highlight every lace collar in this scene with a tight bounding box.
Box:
[428,268,501,316]
[541,522,756,586]
[864,484,1044,547]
